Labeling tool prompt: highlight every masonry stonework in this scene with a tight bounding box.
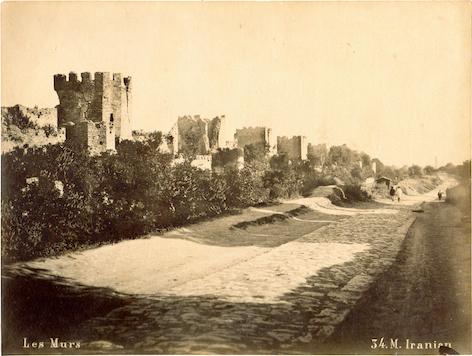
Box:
[169,115,230,157]
[277,135,307,160]
[234,127,276,156]
[54,71,132,155]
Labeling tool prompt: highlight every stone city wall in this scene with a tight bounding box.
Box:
[65,120,115,156]
[170,115,230,156]
[277,135,307,160]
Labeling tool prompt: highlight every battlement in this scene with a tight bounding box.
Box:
[277,135,306,141]
[54,70,132,150]
[54,71,131,91]
[237,126,269,132]
[234,126,274,153]
[178,114,205,122]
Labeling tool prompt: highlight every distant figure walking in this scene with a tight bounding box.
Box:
[438,190,443,200]
[389,186,396,201]
[396,186,403,202]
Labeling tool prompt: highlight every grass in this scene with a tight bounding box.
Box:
[232,206,312,229]
[159,202,342,248]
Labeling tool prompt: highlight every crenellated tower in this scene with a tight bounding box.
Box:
[54,71,132,154]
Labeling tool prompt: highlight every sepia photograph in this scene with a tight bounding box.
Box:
[1,1,471,355]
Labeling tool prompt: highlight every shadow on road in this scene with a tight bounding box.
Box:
[2,268,134,354]
[2,260,364,354]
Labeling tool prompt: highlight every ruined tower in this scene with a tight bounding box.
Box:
[168,115,232,157]
[54,71,132,154]
[277,135,307,160]
[234,127,276,156]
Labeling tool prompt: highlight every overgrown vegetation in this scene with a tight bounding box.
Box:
[0,135,296,262]
[2,106,61,152]
[2,133,454,262]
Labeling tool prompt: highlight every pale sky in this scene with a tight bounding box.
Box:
[2,1,471,167]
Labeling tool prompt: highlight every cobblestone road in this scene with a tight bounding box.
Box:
[75,205,416,354]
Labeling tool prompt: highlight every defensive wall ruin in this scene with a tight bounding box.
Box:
[168,115,232,156]
[277,135,307,160]
[234,127,276,156]
[54,71,132,155]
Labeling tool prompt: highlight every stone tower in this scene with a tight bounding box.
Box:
[54,71,132,154]
[277,136,307,160]
[234,126,276,156]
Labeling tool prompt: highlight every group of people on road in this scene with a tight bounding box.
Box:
[389,185,403,202]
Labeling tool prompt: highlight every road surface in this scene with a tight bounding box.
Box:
[323,196,471,354]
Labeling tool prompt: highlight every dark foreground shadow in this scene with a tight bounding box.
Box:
[2,267,135,354]
[2,261,356,355]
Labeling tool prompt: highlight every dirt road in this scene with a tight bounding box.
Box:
[324,200,471,354]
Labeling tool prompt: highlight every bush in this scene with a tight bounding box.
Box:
[408,165,423,177]
[2,106,39,131]
[327,192,343,206]
[42,124,57,137]
[300,173,337,197]
[342,184,371,202]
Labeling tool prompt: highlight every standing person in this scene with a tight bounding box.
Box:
[396,186,403,202]
[438,190,443,200]
[389,185,396,201]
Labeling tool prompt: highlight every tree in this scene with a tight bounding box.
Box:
[408,165,423,177]
[269,153,290,171]
[360,153,371,168]
[327,144,359,168]
[307,143,328,167]
[380,166,396,180]
[244,143,268,163]
[224,164,268,208]
[350,166,362,180]
[423,165,435,175]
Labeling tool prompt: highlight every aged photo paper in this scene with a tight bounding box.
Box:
[1,1,471,355]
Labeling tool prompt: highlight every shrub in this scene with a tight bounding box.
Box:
[2,106,39,131]
[408,165,423,177]
[223,164,268,208]
[342,184,371,202]
[42,124,57,137]
[327,192,344,206]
